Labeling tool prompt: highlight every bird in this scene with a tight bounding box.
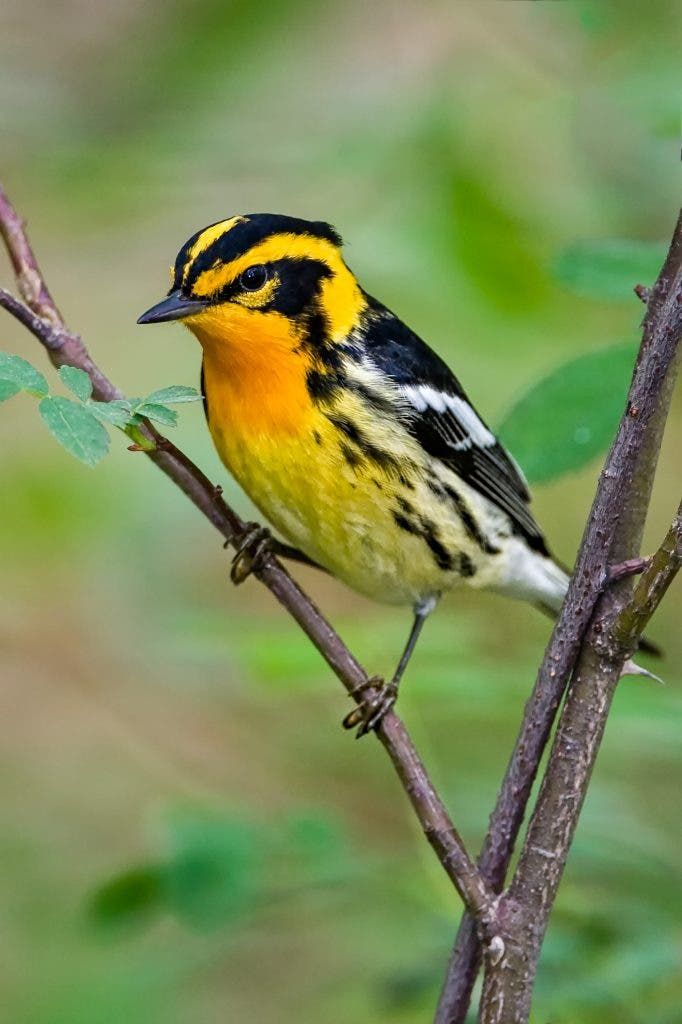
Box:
[135,213,579,733]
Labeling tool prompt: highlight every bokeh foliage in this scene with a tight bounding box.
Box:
[1,2,680,1023]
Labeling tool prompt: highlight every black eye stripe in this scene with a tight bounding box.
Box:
[195,257,332,314]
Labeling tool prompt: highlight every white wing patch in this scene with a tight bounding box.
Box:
[401,384,496,450]
[447,395,496,448]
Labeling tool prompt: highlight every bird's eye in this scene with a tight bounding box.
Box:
[239,265,268,291]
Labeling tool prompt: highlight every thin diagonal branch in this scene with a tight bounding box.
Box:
[612,501,681,647]
[437,209,682,1023]
[0,192,62,323]
[0,184,495,928]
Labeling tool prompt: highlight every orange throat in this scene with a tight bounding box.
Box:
[188,306,315,441]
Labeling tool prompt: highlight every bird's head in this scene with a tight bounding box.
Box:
[137,214,365,350]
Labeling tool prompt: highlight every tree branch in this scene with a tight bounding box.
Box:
[0,184,496,928]
[479,504,680,1022]
[611,502,681,648]
[437,209,682,1023]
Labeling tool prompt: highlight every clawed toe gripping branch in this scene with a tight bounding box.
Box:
[228,522,273,584]
[1,183,680,1024]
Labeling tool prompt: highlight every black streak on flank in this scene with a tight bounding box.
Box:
[425,475,446,499]
[312,430,322,446]
[327,415,400,473]
[459,553,476,578]
[441,482,501,556]
[420,519,455,572]
[340,442,363,469]
[345,378,396,417]
[396,495,415,516]
[392,502,456,573]
[393,512,418,535]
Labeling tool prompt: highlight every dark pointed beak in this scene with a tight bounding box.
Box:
[137,289,207,324]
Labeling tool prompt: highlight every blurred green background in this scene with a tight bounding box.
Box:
[1,2,680,1022]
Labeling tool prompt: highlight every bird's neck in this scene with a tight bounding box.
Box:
[192,309,315,439]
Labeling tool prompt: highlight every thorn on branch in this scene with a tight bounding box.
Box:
[634,283,650,304]
[620,660,665,685]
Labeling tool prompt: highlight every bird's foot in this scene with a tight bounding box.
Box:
[343,676,398,738]
[229,523,272,584]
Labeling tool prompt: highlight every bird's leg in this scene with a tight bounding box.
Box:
[343,598,435,738]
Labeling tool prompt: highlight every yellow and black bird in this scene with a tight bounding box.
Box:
[138,214,569,732]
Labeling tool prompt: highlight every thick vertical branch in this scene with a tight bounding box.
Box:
[475,217,682,1021]
[479,506,680,1022]
[437,210,682,1023]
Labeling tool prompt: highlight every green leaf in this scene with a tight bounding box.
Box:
[143,385,203,405]
[89,398,134,428]
[135,402,178,427]
[59,364,93,402]
[553,240,665,301]
[0,352,48,396]
[38,395,110,466]
[0,380,21,402]
[497,343,637,484]
[88,864,164,931]
[165,811,261,929]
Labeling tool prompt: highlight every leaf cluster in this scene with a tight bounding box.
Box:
[0,354,202,466]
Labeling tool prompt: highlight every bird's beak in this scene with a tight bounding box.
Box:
[137,289,207,324]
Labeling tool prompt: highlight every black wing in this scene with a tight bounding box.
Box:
[359,298,548,554]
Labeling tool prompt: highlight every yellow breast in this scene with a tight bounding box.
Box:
[191,306,471,607]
